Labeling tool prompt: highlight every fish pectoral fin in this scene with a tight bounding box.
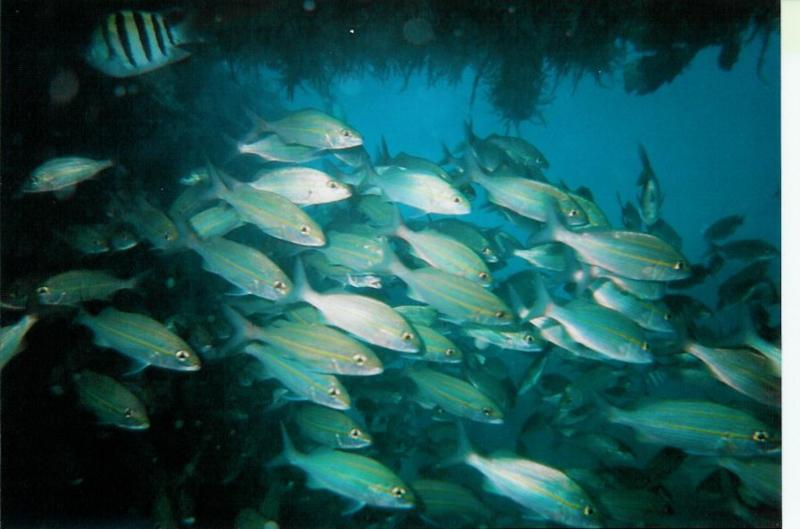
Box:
[224,286,252,297]
[405,285,427,303]
[122,359,149,377]
[341,499,366,516]
[481,480,503,496]
[267,388,303,411]
[305,475,327,491]
[168,47,192,64]
[473,337,490,350]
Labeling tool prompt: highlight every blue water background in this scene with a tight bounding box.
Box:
[285,36,780,307]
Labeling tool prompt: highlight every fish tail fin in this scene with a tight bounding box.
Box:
[379,246,411,284]
[378,135,390,164]
[739,305,781,371]
[438,422,474,468]
[508,270,551,321]
[703,241,721,258]
[242,107,272,143]
[268,423,299,468]
[529,201,566,246]
[202,156,228,198]
[128,269,152,291]
[287,258,314,305]
[494,231,521,259]
[593,396,620,425]
[219,304,257,354]
[637,143,653,185]
[461,133,486,185]
[439,142,460,167]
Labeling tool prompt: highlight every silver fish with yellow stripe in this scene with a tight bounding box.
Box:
[85,10,192,78]
[222,305,382,376]
[406,324,462,364]
[188,236,292,301]
[604,398,779,456]
[247,108,363,150]
[590,279,675,333]
[294,403,372,449]
[428,218,501,263]
[464,148,588,227]
[289,260,420,353]
[537,206,690,282]
[36,269,141,306]
[392,222,492,286]
[318,230,387,272]
[684,340,780,407]
[23,157,113,195]
[406,366,503,424]
[249,167,351,206]
[517,274,652,364]
[74,369,149,430]
[369,165,470,215]
[245,343,351,410]
[77,307,200,371]
[446,425,602,528]
[386,254,512,327]
[208,164,325,247]
[271,424,414,511]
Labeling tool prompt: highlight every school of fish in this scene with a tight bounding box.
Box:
[0,9,781,529]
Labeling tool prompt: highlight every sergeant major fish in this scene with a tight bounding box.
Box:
[85,10,194,78]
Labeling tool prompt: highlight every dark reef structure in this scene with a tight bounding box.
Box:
[196,0,778,126]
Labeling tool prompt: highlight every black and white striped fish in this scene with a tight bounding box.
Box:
[85,10,193,78]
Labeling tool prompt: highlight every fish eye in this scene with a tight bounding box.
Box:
[663,312,672,321]
[175,350,191,361]
[568,208,580,217]
[641,341,650,351]
[752,430,769,442]
[482,247,492,255]
[494,310,507,319]
[453,196,462,204]
[401,331,413,341]
[124,408,133,419]
[341,129,352,137]
[391,486,406,498]
[37,286,50,295]
[583,505,595,516]
[673,260,686,271]
[524,334,534,344]
[478,272,489,280]
[326,180,339,189]
[444,348,455,357]
[482,407,494,417]
[300,225,311,235]
[353,353,367,365]
[328,386,341,396]
[273,280,287,291]
[349,428,361,438]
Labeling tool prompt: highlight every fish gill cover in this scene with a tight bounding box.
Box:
[0,1,781,528]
